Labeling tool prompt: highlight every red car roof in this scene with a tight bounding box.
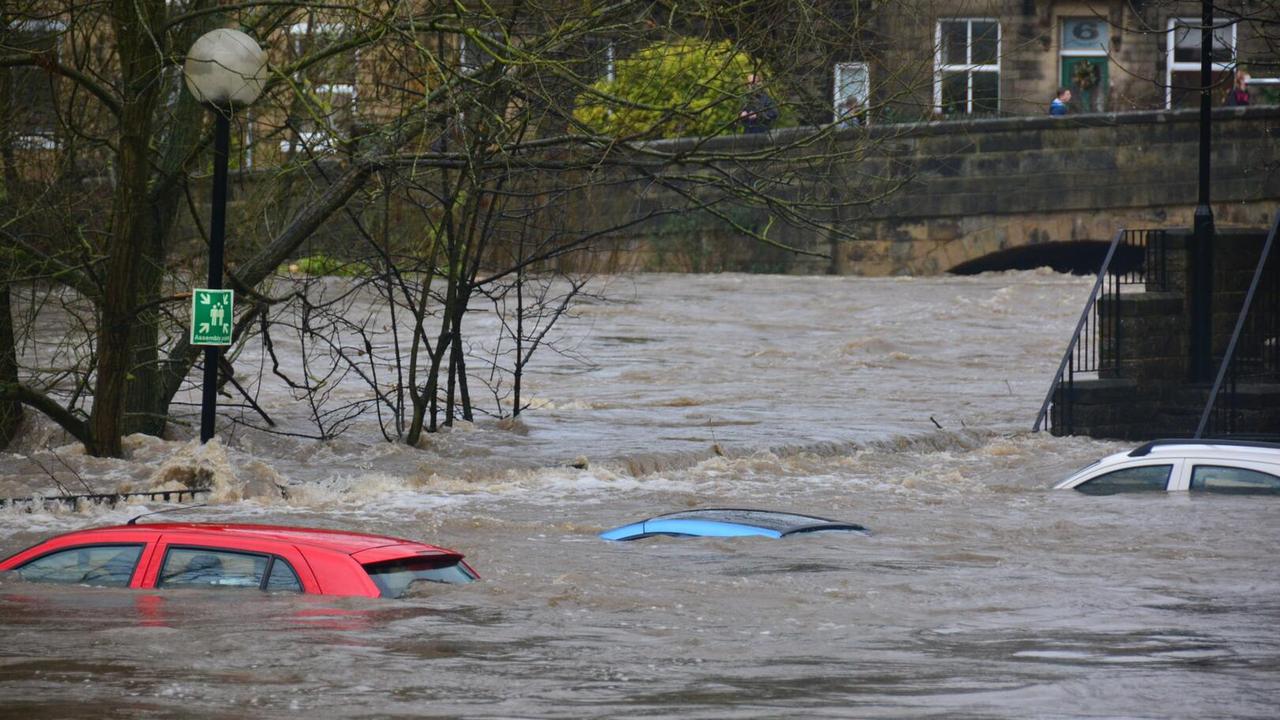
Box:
[63,523,452,556]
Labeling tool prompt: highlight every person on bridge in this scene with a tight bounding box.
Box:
[1225,71,1251,106]
[1049,88,1071,116]
[740,73,780,134]
[838,95,864,129]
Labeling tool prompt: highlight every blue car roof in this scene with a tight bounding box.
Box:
[599,508,868,541]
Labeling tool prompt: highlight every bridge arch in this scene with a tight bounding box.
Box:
[947,240,1146,276]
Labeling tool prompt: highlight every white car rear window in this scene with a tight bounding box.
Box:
[1190,465,1280,494]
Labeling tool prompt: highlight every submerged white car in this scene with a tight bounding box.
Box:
[1055,439,1280,494]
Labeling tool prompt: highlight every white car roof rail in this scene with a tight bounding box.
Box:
[1129,438,1280,457]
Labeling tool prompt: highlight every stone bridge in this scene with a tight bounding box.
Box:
[581,106,1280,276]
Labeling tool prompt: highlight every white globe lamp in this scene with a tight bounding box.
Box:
[183,29,268,109]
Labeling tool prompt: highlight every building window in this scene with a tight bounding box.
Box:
[461,32,507,76]
[565,36,616,86]
[833,62,869,125]
[1060,18,1110,113]
[1166,18,1237,109]
[240,114,256,169]
[6,19,66,149]
[935,19,1000,116]
[281,21,356,155]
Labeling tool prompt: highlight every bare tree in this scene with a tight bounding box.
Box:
[2,0,925,454]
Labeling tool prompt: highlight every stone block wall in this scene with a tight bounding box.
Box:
[572,106,1279,276]
[189,107,1280,279]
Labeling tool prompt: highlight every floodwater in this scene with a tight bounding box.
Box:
[1,272,1277,719]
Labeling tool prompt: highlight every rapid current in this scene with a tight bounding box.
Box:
[1,272,1277,718]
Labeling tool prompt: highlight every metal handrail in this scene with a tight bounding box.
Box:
[1033,229,1126,432]
[1195,210,1280,438]
[0,488,210,509]
[1032,228,1168,433]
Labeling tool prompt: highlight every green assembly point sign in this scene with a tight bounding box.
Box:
[191,289,234,346]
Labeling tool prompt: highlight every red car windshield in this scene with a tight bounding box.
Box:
[363,557,477,598]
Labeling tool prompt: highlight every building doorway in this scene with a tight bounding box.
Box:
[1060,18,1110,113]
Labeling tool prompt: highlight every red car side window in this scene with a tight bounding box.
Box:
[156,546,304,593]
[265,558,303,592]
[14,544,144,588]
[158,547,268,589]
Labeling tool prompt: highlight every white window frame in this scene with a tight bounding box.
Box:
[833,62,869,124]
[8,19,67,149]
[288,21,347,39]
[242,114,255,169]
[461,31,506,76]
[15,135,60,150]
[8,19,68,32]
[283,21,355,155]
[934,18,1001,115]
[1166,17,1237,108]
[279,129,339,154]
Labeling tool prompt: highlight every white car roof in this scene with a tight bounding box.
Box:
[1056,439,1280,490]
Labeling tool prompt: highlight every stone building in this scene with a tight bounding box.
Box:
[833,0,1276,122]
[6,2,1275,163]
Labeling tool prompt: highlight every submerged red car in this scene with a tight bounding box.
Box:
[0,522,477,598]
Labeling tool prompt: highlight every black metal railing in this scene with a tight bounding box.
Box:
[1033,228,1169,434]
[1196,211,1280,439]
[0,488,210,511]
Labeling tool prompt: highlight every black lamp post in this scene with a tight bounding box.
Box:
[1190,2,1216,382]
[183,29,267,442]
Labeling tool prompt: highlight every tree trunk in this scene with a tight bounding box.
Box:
[122,233,167,437]
[123,55,210,438]
[0,283,21,447]
[0,62,21,447]
[88,0,164,456]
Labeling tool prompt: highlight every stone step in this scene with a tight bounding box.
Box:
[1098,290,1183,316]
[1053,378,1280,439]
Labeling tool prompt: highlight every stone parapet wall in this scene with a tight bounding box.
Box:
[578,106,1280,276]
[192,107,1280,278]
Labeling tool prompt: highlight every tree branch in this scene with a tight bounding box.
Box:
[0,54,123,118]
[1,384,92,449]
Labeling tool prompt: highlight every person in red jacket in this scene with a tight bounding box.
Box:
[1225,71,1251,106]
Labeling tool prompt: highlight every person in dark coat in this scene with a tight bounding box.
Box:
[1225,72,1251,107]
[739,74,779,133]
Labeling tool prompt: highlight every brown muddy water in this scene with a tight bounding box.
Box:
[1,272,1277,718]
